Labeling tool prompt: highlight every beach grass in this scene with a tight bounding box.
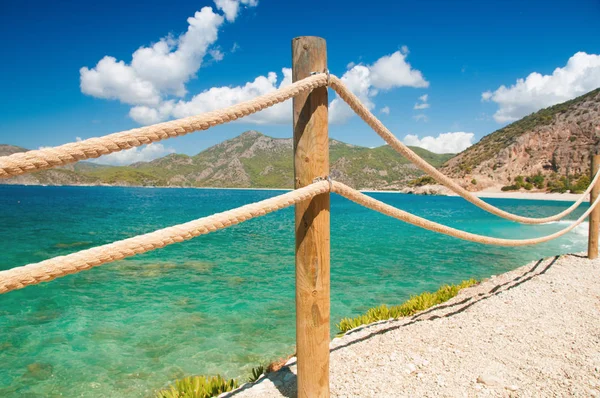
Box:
[336,279,478,334]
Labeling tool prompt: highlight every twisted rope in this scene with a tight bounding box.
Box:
[0,181,330,294]
[329,75,597,225]
[332,180,599,246]
[0,74,329,178]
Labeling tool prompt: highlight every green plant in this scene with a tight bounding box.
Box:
[156,375,238,398]
[408,175,436,187]
[471,179,477,185]
[336,279,477,334]
[572,174,590,193]
[547,175,569,193]
[523,182,533,190]
[527,173,545,189]
[248,365,265,383]
[501,184,519,191]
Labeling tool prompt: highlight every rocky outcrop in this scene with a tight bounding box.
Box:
[442,88,600,190]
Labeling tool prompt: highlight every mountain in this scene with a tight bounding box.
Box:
[0,133,453,190]
[442,88,600,191]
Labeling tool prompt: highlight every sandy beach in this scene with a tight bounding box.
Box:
[361,186,589,202]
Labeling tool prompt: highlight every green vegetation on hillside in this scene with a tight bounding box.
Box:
[85,167,167,186]
[500,172,591,193]
[0,132,454,189]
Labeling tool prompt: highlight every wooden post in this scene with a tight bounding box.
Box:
[588,154,600,259]
[292,36,330,398]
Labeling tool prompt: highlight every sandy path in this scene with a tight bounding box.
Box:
[224,254,600,397]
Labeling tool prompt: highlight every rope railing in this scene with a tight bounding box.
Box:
[332,181,599,247]
[328,75,596,225]
[0,72,597,296]
[0,181,330,294]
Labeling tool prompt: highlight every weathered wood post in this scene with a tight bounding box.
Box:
[292,36,330,397]
[588,154,600,259]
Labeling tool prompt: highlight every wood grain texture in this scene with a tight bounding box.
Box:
[292,36,330,398]
[589,154,600,259]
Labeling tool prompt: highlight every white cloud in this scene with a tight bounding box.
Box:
[83,9,426,128]
[329,49,428,123]
[80,2,256,111]
[403,132,474,154]
[131,49,428,126]
[414,93,430,109]
[214,0,258,22]
[380,106,390,115]
[482,52,600,123]
[413,114,428,122]
[130,69,293,125]
[369,51,429,90]
[91,143,175,166]
[81,7,224,105]
[209,48,225,61]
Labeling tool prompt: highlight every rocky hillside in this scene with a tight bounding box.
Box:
[0,132,453,190]
[442,88,600,190]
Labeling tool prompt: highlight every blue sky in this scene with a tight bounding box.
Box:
[1,0,599,164]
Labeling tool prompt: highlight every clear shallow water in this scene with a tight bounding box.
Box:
[0,185,589,397]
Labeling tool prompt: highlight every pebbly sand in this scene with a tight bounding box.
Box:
[224,253,600,397]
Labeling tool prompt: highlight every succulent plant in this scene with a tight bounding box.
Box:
[156,375,238,398]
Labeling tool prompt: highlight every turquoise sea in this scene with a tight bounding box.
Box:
[0,185,589,397]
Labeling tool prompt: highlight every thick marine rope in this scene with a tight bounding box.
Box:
[332,180,599,247]
[0,74,329,178]
[329,75,598,225]
[0,181,330,294]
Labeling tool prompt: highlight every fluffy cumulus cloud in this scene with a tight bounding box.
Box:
[81,4,426,128]
[80,1,257,111]
[214,0,258,21]
[90,143,175,166]
[403,132,474,154]
[380,106,390,115]
[482,52,600,123]
[329,48,429,123]
[130,49,428,125]
[130,69,292,125]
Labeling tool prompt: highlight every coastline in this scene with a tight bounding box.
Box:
[1,182,589,202]
[229,253,600,397]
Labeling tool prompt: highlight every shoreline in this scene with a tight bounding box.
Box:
[230,253,600,397]
[1,183,589,202]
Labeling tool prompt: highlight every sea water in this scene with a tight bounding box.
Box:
[0,185,589,397]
